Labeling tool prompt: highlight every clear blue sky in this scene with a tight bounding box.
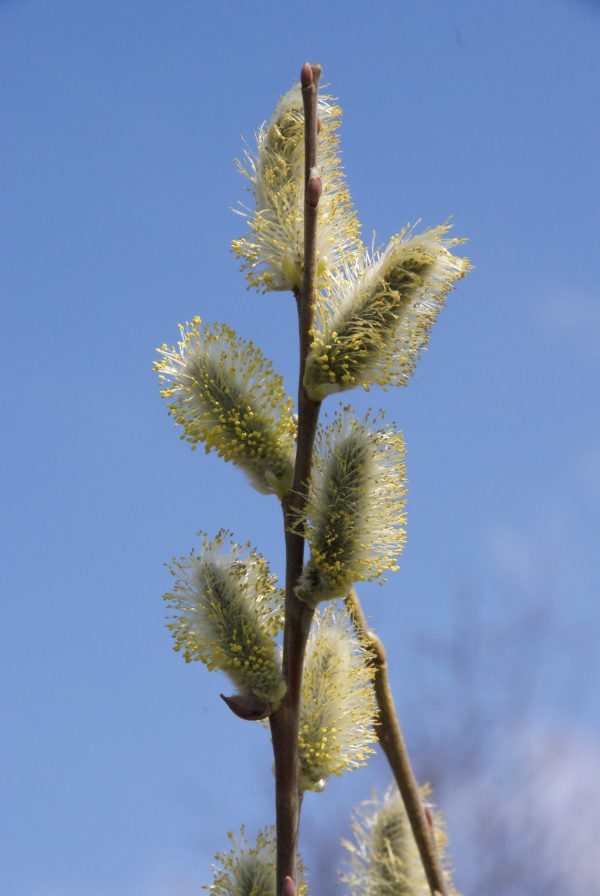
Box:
[2,2,599,894]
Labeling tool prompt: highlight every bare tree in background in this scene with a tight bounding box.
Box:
[409,580,600,896]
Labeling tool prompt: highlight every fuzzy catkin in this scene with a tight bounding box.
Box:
[297,408,407,606]
[233,83,360,293]
[206,827,307,896]
[298,605,377,791]
[342,787,458,896]
[164,532,286,707]
[155,318,296,498]
[304,225,471,400]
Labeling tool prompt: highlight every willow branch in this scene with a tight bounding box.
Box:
[346,588,450,896]
[270,61,322,896]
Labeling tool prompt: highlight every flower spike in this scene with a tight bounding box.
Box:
[342,787,457,896]
[298,605,377,792]
[232,83,360,293]
[297,407,407,606]
[164,531,286,708]
[304,224,471,400]
[155,318,296,498]
[206,827,307,896]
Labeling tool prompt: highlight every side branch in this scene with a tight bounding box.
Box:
[346,588,450,896]
[270,61,323,896]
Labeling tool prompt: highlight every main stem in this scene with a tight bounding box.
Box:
[346,589,450,896]
[270,62,322,896]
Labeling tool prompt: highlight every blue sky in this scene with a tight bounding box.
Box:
[2,2,599,894]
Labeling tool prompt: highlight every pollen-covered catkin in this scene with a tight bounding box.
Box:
[155,318,296,498]
[232,83,360,293]
[163,531,286,707]
[304,225,471,400]
[298,605,377,791]
[342,787,458,896]
[206,827,307,896]
[297,407,407,606]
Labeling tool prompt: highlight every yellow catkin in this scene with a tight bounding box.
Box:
[297,406,407,606]
[298,605,377,791]
[163,531,286,707]
[304,225,471,400]
[154,318,296,497]
[342,787,460,896]
[206,827,308,896]
[233,83,361,293]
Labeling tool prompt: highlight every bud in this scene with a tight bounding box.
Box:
[297,407,407,606]
[206,827,307,896]
[306,168,322,208]
[220,693,272,721]
[300,63,313,88]
[282,877,296,896]
[298,606,377,791]
[164,531,286,708]
[304,224,471,400]
[232,83,360,293]
[341,787,456,896]
[155,318,296,498]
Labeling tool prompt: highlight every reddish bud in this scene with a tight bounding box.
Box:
[306,168,322,207]
[220,693,272,721]
[282,877,296,896]
[301,63,313,88]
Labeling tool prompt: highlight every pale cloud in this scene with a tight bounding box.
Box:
[515,724,600,891]
[445,721,600,895]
